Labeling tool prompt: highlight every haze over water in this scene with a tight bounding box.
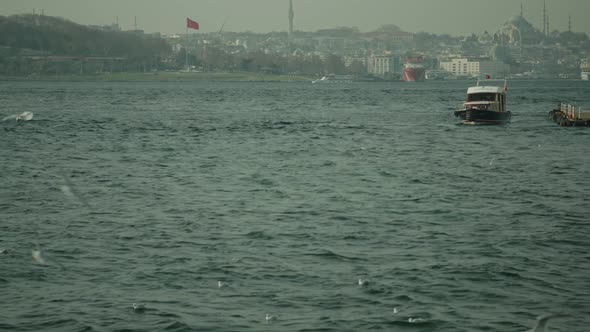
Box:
[1,80,589,331]
[3,0,590,35]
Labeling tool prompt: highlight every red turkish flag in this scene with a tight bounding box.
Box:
[187,18,199,30]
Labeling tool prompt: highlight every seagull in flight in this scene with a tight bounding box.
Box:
[32,249,47,265]
[527,314,568,332]
[265,313,277,322]
[2,111,33,122]
[132,303,146,313]
[60,173,92,209]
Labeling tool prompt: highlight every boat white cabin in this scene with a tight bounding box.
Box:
[463,83,507,113]
[454,79,511,124]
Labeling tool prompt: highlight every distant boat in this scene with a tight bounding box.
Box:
[312,74,354,83]
[454,79,511,125]
[402,56,426,82]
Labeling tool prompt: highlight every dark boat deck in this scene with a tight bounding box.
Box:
[549,103,590,126]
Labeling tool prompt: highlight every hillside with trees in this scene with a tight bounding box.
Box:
[0,14,172,76]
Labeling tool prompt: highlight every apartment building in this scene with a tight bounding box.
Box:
[440,58,510,77]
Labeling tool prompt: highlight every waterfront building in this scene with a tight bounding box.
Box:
[367,54,400,76]
[582,57,590,80]
[343,56,366,68]
[440,58,510,78]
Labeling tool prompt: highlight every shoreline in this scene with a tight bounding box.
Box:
[0,72,583,83]
[0,71,315,82]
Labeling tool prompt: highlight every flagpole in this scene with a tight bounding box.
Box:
[185,20,189,71]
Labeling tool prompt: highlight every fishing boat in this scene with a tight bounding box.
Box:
[454,79,511,125]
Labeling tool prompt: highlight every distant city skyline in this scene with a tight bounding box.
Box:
[2,0,590,36]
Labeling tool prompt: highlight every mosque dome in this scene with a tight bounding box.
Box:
[496,15,543,45]
[506,15,527,26]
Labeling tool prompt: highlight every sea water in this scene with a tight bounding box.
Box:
[1,80,589,331]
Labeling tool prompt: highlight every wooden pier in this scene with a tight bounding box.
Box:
[548,103,590,126]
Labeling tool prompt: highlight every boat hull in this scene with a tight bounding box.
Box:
[454,108,511,124]
[402,67,425,82]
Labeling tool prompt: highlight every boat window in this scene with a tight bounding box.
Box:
[467,93,496,102]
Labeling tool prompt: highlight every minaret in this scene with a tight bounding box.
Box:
[288,0,294,36]
[542,0,547,36]
[546,12,550,36]
[568,15,571,33]
[520,2,523,17]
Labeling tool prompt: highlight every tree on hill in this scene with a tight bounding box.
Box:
[0,14,172,75]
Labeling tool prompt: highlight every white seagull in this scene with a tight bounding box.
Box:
[132,303,146,313]
[527,314,568,332]
[32,249,47,265]
[59,174,92,209]
[2,111,34,122]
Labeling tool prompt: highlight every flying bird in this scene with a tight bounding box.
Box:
[32,249,47,265]
[2,111,34,122]
[60,173,92,209]
[527,314,568,332]
[132,303,146,313]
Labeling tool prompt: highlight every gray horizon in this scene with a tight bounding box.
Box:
[2,0,589,36]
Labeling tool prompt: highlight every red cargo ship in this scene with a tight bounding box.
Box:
[402,56,426,82]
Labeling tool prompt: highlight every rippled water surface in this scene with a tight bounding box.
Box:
[1,80,589,332]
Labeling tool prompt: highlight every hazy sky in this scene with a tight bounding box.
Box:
[3,0,590,36]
